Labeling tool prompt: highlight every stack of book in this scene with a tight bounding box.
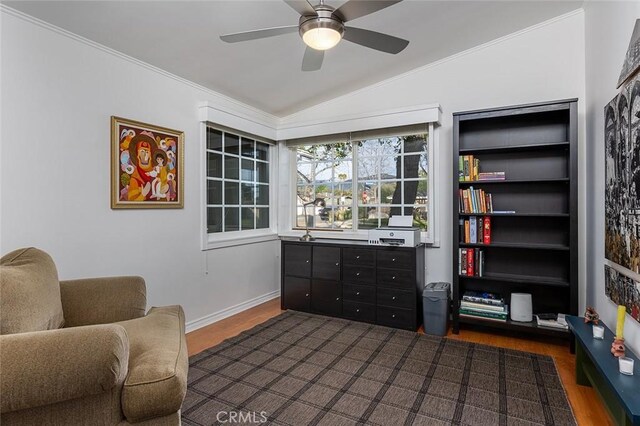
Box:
[459,291,508,322]
[460,216,491,244]
[459,155,506,182]
[459,187,493,213]
[458,248,485,277]
[535,313,568,330]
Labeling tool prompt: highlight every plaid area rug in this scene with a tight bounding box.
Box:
[182,311,576,426]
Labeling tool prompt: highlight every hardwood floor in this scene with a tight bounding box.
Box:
[186,298,611,426]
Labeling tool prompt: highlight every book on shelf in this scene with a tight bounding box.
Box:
[459,313,507,323]
[460,300,506,312]
[459,187,494,214]
[462,291,504,306]
[535,313,568,330]
[459,308,508,320]
[492,210,516,214]
[458,155,506,182]
[458,249,485,277]
[460,215,492,244]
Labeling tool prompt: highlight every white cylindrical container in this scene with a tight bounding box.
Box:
[510,293,533,322]
[592,325,605,340]
[619,357,634,375]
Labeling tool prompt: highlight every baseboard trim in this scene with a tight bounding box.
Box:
[185,290,280,333]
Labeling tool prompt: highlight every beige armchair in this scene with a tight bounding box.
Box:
[0,247,188,425]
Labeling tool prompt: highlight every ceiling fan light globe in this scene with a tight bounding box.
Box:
[302,27,342,50]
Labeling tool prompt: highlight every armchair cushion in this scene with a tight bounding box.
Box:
[0,324,129,413]
[60,276,147,327]
[119,306,188,423]
[0,248,64,334]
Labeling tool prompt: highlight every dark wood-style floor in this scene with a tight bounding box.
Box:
[186,298,612,426]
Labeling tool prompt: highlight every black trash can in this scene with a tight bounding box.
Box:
[422,282,450,336]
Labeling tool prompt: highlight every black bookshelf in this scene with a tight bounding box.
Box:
[452,99,578,338]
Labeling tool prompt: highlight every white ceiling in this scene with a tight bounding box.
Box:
[4,0,582,116]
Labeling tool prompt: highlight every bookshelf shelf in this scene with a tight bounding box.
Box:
[453,99,578,339]
[458,315,570,337]
[459,242,570,251]
[458,141,570,154]
[459,273,570,287]
[459,178,569,185]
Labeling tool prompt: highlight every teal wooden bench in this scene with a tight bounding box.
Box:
[566,316,639,425]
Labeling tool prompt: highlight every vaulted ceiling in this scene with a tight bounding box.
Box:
[5,1,583,116]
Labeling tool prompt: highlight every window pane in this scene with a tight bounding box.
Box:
[314,184,331,201]
[358,182,378,205]
[333,206,352,229]
[358,206,379,229]
[241,183,255,205]
[332,142,352,160]
[224,208,239,232]
[297,185,313,205]
[404,205,428,230]
[207,207,222,233]
[358,157,378,180]
[256,208,269,229]
[380,181,400,204]
[224,181,239,205]
[224,155,239,180]
[257,184,269,205]
[241,207,255,230]
[207,128,222,151]
[241,138,255,158]
[256,162,269,183]
[356,139,381,156]
[207,152,222,178]
[403,134,428,155]
[224,133,240,155]
[380,155,400,180]
[207,180,222,205]
[381,205,403,222]
[296,205,309,228]
[297,162,313,184]
[241,159,254,181]
[315,162,333,181]
[379,137,402,157]
[404,180,427,206]
[256,142,269,161]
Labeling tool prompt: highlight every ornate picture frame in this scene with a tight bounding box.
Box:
[111,116,184,209]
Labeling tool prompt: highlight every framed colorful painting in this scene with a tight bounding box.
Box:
[111,116,184,209]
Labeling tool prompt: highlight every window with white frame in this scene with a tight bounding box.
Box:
[294,125,433,239]
[206,126,271,234]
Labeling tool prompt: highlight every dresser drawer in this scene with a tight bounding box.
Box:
[376,269,414,289]
[284,244,311,277]
[343,284,376,304]
[312,246,341,280]
[376,287,415,309]
[377,250,413,270]
[343,301,375,323]
[376,306,415,330]
[343,265,375,285]
[343,248,375,266]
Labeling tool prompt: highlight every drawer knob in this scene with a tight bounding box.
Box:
[306,260,309,263]
[356,292,360,296]
[335,262,339,266]
[392,314,396,318]
[336,297,340,301]
[392,296,396,300]
[392,258,396,262]
[305,293,309,297]
[356,272,361,276]
[392,276,396,280]
[356,309,360,313]
[356,255,360,259]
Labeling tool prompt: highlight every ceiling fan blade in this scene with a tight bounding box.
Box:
[283,0,317,16]
[342,26,409,54]
[220,25,299,43]
[334,0,403,22]
[302,47,324,72]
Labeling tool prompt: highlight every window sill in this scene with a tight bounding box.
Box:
[204,232,279,250]
[280,230,438,246]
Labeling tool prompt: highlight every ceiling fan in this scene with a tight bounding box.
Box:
[220,0,409,72]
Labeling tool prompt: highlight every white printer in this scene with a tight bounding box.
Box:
[368,216,421,247]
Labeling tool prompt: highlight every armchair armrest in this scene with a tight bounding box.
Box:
[60,276,146,326]
[0,324,129,413]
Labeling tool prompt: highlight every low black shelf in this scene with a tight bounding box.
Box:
[459,272,570,287]
[459,141,570,154]
[459,242,570,251]
[458,213,570,218]
[458,315,570,337]
[459,178,569,185]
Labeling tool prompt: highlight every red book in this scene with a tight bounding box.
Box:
[467,248,474,277]
[483,216,491,244]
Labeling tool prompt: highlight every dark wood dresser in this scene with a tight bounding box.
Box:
[281,239,425,331]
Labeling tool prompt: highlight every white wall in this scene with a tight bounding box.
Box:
[281,11,587,309]
[584,1,640,356]
[0,9,280,330]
